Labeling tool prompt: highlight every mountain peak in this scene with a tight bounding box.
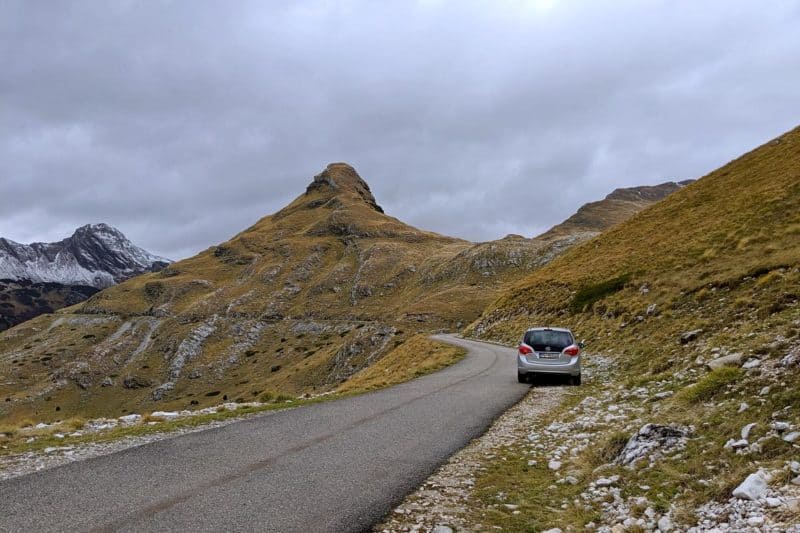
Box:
[306,163,384,213]
[73,222,125,240]
[0,224,169,288]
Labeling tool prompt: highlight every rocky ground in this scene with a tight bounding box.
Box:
[379,380,568,532]
[378,350,800,532]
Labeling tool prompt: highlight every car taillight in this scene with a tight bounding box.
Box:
[519,345,532,355]
[564,345,580,357]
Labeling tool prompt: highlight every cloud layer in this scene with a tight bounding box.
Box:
[2,1,799,258]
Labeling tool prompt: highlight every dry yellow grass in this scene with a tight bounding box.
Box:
[338,335,465,393]
[462,125,800,529]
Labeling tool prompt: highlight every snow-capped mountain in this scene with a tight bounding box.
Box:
[0,223,170,288]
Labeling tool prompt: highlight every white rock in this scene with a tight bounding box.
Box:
[791,475,800,486]
[789,461,800,474]
[771,421,791,432]
[741,423,757,440]
[742,358,761,369]
[503,504,519,510]
[759,386,771,396]
[150,411,180,420]
[118,414,142,424]
[783,431,800,442]
[746,516,764,527]
[527,460,537,466]
[564,476,578,485]
[548,460,562,470]
[737,402,749,413]
[706,353,744,370]
[595,477,616,487]
[542,529,562,533]
[727,439,749,449]
[432,526,453,533]
[732,471,769,500]
[765,497,782,507]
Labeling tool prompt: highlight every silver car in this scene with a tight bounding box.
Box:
[517,327,582,385]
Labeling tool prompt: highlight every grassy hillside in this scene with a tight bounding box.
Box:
[465,126,800,529]
[0,162,687,427]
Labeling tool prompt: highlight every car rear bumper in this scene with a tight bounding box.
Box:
[517,355,581,376]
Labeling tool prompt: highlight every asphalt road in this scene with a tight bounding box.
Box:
[0,334,530,533]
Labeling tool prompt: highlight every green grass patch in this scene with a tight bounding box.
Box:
[674,367,743,404]
[570,274,631,313]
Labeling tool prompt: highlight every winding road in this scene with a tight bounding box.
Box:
[0,335,530,533]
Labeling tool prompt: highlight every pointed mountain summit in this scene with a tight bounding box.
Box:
[305,163,384,213]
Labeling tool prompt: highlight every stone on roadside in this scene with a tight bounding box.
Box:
[657,515,673,532]
[118,414,142,425]
[548,460,562,471]
[732,471,769,500]
[432,526,453,533]
[150,411,180,420]
[765,497,782,508]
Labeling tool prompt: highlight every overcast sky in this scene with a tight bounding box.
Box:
[2,1,799,259]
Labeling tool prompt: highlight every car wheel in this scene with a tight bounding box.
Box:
[570,374,582,386]
[517,372,527,383]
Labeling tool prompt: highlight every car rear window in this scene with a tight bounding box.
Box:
[524,330,573,351]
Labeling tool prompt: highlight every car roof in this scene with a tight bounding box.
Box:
[525,327,573,333]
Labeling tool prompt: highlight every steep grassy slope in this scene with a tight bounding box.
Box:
[0,163,685,425]
[465,126,800,528]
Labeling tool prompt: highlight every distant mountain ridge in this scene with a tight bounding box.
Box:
[0,223,170,289]
[537,180,694,241]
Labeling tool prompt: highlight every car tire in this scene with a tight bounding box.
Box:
[570,374,582,386]
[517,372,527,383]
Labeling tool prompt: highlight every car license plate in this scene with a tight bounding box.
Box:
[539,352,559,359]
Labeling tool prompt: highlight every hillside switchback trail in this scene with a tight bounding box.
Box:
[1,335,532,532]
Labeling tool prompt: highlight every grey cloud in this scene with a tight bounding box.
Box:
[2,1,799,258]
